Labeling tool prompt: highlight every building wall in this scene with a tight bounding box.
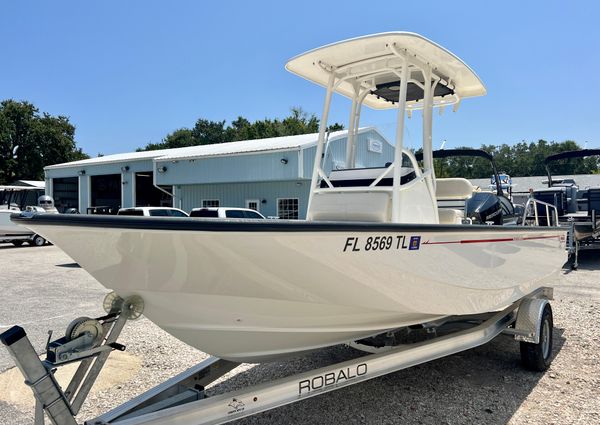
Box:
[176,180,310,218]
[156,149,301,185]
[45,159,155,212]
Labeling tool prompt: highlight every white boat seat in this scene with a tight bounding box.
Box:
[436,178,474,200]
[438,208,464,224]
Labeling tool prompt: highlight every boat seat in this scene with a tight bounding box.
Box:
[435,178,474,223]
[438,208,464,224]
[435,178,474,200]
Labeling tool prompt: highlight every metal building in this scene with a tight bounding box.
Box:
[44,128,393,219]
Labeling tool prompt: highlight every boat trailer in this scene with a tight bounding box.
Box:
[1,288,555,425]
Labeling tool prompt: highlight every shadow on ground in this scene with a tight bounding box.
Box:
[206,328,566,424]
[0,243,32,250]
[55,262,81,268]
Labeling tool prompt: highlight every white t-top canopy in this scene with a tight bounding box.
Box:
[286,32,486,110]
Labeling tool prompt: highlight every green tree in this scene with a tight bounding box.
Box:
[137,107,345,151]
[433,140,599,179]
[0,100,88,184]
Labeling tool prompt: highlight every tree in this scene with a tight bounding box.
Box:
[137,107,345,151]
[432,140,599,179]
[0,100,88,184]
[137,128,195,151]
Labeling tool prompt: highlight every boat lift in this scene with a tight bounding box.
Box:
[2,288,555,425]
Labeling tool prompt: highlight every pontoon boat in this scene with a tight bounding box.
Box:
[532,149,600,256]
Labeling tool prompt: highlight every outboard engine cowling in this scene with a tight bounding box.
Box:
[466,192,502,225]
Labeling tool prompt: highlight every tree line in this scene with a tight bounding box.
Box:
[433,140,599,179]
[0,99,597,185]
[136,107,344,151]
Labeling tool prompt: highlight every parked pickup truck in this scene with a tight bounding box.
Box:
[189,207,265,219]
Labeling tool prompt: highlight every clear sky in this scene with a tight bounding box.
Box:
[1,1,598,156]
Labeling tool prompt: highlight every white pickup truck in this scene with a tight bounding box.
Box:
[117,207,189,217]
[189,207,265,219]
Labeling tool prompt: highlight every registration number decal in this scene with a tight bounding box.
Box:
[343,236,420,252]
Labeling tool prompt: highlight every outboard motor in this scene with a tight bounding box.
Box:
[466,192,502,225]
[38,195,59,214]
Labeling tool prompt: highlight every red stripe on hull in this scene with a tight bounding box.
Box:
[423,235,560,245]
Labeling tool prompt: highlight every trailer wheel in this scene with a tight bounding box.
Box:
[12,241,24,247]
[30,235,46,247]
[520,304,553,371]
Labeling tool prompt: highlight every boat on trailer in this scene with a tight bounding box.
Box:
[532,149,600,266]
[0,184,48,246]
[13,32,567,363]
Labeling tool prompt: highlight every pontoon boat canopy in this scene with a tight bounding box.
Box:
[544,149,600,164]
[286,32,486,110]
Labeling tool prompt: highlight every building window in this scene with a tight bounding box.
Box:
[202,199,220,207]
[277,198,299,220]
[245,199,260,212]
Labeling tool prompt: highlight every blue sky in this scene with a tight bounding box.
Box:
[1,1,598,156]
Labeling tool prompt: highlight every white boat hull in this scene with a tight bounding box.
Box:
[16,216,567,362]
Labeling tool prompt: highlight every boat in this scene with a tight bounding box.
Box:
[490,172,516,197]
[533,149,600,247]
[0,183,45,240]
[13,32,568,363]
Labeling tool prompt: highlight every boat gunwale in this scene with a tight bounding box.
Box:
[12,213,568,233]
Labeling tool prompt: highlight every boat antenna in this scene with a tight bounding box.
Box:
[440,139,447,150]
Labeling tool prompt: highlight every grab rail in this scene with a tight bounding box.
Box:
[522,197,559,227]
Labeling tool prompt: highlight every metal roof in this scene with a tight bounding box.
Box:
[156,128,373,161]
[45,128,375,169]
[12,180,45,188]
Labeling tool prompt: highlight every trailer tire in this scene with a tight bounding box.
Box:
[30,235,46,247]
[12,241,24,247]
[520,304,553,371]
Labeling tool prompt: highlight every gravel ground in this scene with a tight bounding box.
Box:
[0,244,598,424]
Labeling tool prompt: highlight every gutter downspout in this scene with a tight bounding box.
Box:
[153,161,175,204]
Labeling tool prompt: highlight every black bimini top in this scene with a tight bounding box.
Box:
[414,148,494,162]
[544,149,600,164]
[12,212,561,233]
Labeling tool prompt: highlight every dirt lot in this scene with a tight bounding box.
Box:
[0,244,598,425]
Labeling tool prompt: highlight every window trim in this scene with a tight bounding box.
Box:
[245,199,260,212]
[276,197,299,220]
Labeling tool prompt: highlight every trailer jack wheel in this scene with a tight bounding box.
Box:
[520,304,553,371]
